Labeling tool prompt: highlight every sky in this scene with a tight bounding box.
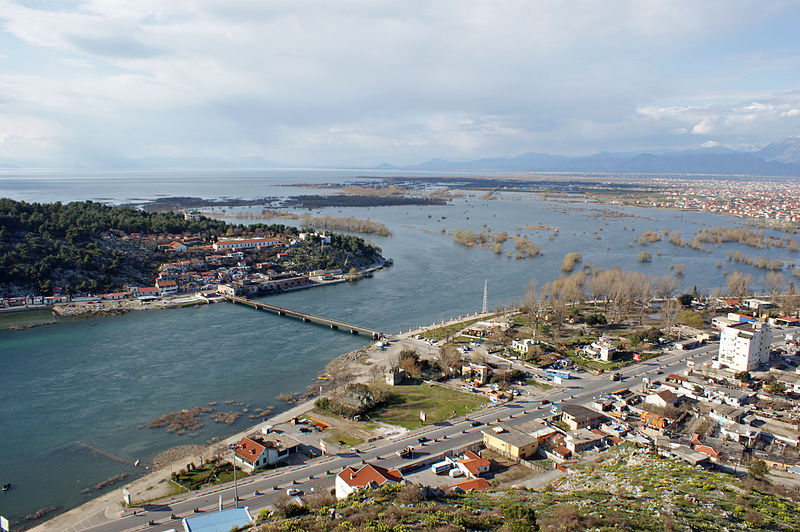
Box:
[1,0,800,167]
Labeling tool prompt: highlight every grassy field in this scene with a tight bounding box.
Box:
[171,460,249,491]
[420,315,494,342]
[322,428,365,448]
[371,383,490,429]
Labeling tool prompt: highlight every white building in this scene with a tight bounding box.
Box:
[583,337,616,362]
[511,338,535,355]
[335,463,403,500]
[233,435,299,472]
[183,210,201,220]
[212,238,280,251]
[717,322,771,372]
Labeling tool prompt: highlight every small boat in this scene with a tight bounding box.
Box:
[134,459,140,467]
[2,483,11,491]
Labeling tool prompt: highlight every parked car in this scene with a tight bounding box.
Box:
[286,488,302,496]
[417,436,429,443]
[470,421,482,427]
[298,427,312,433]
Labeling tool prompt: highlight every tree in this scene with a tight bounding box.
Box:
[438,344,461,376]
[748,459,768,479]
[561,252,582,272]
[396,349,422,378]
[637,251,652,262]
[734,371,751,382]
[585,313,607,327]
[766,382,786,396]
[503,504,539,532]
[677,293,693,307]
[661,298,679,334]
[727,270,753,299]
[677,310,704,328]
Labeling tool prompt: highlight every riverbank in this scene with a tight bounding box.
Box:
[28,308,494,531]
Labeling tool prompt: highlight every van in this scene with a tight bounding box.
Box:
[431,461,452,474]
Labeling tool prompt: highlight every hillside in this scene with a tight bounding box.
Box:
[0,198,381,297]
[252,446,800,531]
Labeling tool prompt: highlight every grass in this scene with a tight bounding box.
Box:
[526,378,553,390]
[420,315,494,342]
[371,382,490,429]
[171,459,250,491]
[322,428,365,448]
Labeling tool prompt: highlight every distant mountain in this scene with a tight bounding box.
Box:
[388,138,800,176]
[757,137,800,164]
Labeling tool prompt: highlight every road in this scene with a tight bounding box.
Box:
[67,343,721,532]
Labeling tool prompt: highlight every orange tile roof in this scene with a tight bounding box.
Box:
[234,436,266,465]
[338,464,402,489]
[450,478,491,492]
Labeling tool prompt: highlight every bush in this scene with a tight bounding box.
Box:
[396,484,424,505]
[638,251,652,262]
[585,313,607,327]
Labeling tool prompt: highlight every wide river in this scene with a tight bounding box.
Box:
[0,170,797,525]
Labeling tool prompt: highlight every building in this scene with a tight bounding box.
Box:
[645,389,680,409]
[155,279,178,296]
[233,434,299,472]
[385,368,406,386]
[212,237,281,251]
[181,507,253,532]
[564,429,606,453]
[183,210,202,221]
[449,477,491,492]
[717,322,772,372]
[583,337,616,362]
[455,450,491,478]
[335,463,403,500]
[462,363,492,385]
[511,338,535,356]
[561,404,606,431]
[482,426,538,459]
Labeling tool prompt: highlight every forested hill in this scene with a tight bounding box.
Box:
[0,198,380,297]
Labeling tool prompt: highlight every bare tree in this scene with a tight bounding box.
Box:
[761,271,787,303]
[662,298,679,336]
[656,275,681,299]
[727,270,753,299]
[438,344,462,376]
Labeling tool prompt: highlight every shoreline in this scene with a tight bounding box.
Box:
[27,308,494,532]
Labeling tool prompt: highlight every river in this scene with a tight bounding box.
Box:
[0,170,797,525]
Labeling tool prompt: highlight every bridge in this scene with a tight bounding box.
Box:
[223,295,387,339]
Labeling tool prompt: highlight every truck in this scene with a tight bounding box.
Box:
[431,460,452,475]
[396,446,413,458]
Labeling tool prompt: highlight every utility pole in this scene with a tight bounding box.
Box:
[482,279,488,314]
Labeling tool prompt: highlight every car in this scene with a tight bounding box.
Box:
[298,427,312,433]
[470,421,482,427]
[286,488,302,496]
[540,399,550,405]
[417,437,429,443]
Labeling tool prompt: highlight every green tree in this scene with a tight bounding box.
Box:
[503,504,539,532]
[766,382,786,396]
[748,459,768,479]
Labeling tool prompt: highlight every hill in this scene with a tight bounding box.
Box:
[0,199,380,297]
[251,445,800,531]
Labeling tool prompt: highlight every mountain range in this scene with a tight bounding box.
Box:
[379,137,800,176]
[2,138,800,175]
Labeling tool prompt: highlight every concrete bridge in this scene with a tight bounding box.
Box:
[223,295,387,339]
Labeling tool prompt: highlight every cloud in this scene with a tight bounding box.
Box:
[0,1,799,165]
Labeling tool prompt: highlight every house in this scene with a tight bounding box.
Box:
[183,210,202,220]
[233,434,300,472]
[132,286,159,300]
[670,445,710,467]
[155,279,178,296]
[511,338,535,356]
[717,321,771,372]
[462,363,492,385]
[449,477,491,492]
[583,337,616,362]
[564,429,605,453]
[168,241,187,252]
[743,299,774,312]
[641,412,669,430]
[335,463,403,500]
[561,404,606,430]
[455,450,491,478]
[645,389,680,409]
[482,426,538,459]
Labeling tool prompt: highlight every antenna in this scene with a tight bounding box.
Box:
[482,279,488,314]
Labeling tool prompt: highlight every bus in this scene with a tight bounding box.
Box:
[546,369,570,380]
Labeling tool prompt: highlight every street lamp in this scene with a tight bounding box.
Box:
[228,444,239,508]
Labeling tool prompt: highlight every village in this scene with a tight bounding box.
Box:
[0,209,386,316]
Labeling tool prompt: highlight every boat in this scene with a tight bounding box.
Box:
[134,459,140,467]
[2,483,11,491]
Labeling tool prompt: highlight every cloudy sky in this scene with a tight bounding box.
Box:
[1,0,799,167]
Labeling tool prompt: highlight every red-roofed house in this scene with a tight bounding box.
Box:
[233,435,299,472]
[450,477,491,492]
[155,279,178,296]
[335,463,403,500]
[455,450,491,478]
[695,445,720,460]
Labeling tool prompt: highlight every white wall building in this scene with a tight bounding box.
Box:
[717,322,771,372]
[511,338,535,355]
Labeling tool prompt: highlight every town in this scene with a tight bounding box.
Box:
[40,284,800,531]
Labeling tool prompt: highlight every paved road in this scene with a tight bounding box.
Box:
[71,343,721,532]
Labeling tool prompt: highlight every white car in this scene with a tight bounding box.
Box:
[286,488,302,496]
